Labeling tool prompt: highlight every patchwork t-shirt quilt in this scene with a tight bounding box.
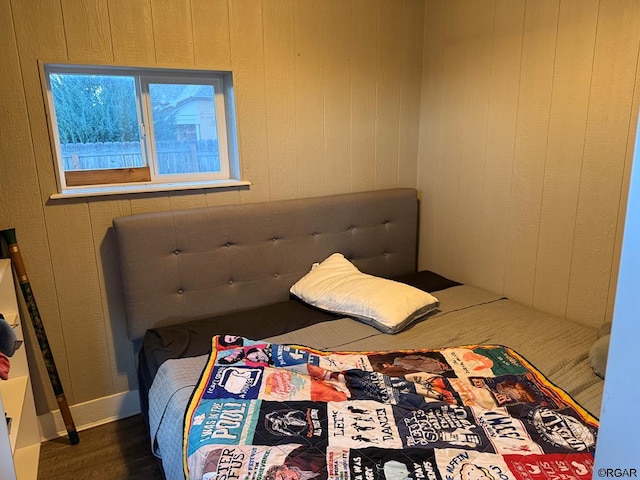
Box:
[184,336,598,480]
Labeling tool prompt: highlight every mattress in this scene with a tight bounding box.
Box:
[137,271,460,425]
[143,281,603,480]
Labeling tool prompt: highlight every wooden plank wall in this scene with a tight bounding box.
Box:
[418,0,640,329]
[0,0,424,414]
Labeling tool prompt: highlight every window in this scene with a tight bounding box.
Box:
[42,64,245,198]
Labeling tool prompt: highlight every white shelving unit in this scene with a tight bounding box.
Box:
[0,259,40,480]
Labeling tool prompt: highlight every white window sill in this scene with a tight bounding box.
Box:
[49,179,251,199]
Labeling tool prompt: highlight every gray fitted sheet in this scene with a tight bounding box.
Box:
[148,285,603,480]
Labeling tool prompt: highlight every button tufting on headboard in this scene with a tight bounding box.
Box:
[113,188,418,340]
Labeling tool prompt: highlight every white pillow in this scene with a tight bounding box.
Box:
[290,253,439,334]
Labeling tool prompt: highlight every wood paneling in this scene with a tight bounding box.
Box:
[61,0,113,62]
[2,0,422,416]
[169,192,208,211]
[375,0,403,189]
[532,0,598,318]
[12,0,114,408]
[398,0,425,189]
[504,0,559,306]
[108,0,155,64]
[607,42,640,323]
[13,0,640,418]
[150,0,195,64]
[454,0,494,287]
[323,0,351,195]
[419,0,639,329]
[108,0,170,217]
[418,0,445,269]
[294,0,325,197]
[10,0,635,420]
[0,0,65,413]
[566,0,640,324]
[87,200,135,392]
[191,0,231,68]
[427,0,467,281]
[205,188,241,207]
[230,0,270,203]
[478,0,525,294]
[263,0,298,200]
[349,0,377,192]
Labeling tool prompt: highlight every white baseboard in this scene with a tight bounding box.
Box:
[37,390,141,441]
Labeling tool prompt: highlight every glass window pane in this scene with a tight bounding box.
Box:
[148,83,221,175]
[49,73,144,171]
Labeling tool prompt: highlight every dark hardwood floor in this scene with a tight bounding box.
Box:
[38,414,164,479]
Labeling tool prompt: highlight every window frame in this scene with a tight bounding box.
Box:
[41,62,246,199]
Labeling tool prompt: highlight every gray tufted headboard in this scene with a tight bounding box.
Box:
[113,188,419,340]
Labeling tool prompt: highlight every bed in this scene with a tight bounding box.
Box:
[113,188,603,480]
